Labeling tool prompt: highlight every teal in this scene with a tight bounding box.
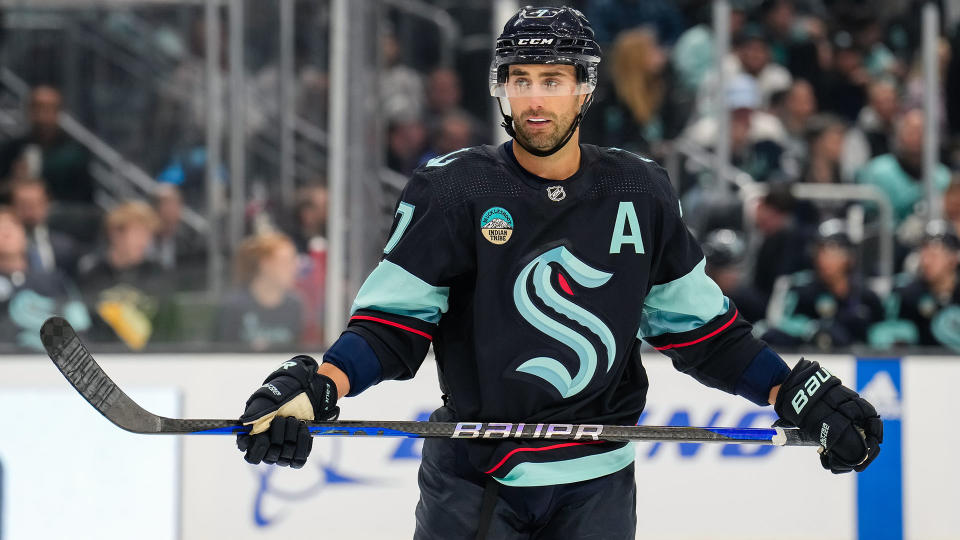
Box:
[856,154,951,224]
[638,258,728,338]
[513,246,615,398]
[425,147,471,168]
[351,261,449,324]
[496,444,635,487]
[609,202,645,254]
[383,202,415,255]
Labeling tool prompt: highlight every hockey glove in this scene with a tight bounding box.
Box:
[774,359,883,474]
[237,355,339,468]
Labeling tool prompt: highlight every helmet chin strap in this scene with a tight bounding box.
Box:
[498,94,594,158]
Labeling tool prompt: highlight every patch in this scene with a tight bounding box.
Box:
[815,294,837,319]
[546,185,566,202]
[481,206,514,245]
[918,294,937,318]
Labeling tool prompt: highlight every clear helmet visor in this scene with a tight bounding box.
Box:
[488,55,598,98]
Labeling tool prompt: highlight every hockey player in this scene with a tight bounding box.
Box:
[236,7,882,539]
[887,221,960,348]
[763,219,885,350]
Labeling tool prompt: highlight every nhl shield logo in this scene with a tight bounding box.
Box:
[546,185,566,202]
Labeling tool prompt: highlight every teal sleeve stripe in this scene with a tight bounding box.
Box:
[350,260,450,324]
[495,444,635,487]
[638,258,729,338]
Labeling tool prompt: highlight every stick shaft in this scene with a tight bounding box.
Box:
[40,317,817,446]
[156,420,815,446]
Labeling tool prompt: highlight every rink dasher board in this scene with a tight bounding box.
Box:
[0,353,956,540]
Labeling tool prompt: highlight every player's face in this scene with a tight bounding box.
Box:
[506,65,586,152]
[919,243,958,283]
[815,244,851,280]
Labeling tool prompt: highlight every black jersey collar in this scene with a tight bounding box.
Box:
[499,141,598,199]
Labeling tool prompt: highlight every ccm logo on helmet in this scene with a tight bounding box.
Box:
[517,38,555,45]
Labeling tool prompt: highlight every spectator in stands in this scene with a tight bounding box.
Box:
[701,228,767,323]
[215,232,303,351]
[381,29,424,124]
[672,1,747,93]
[800,114,848,185]
[151,184,205,288]
[424,112,476,162]
[289,184,328,254]
[77,201,170,349]
[782,12,832,95]
[881,221,960,350]
[695,23,792,118]
[841,80,900,182]
[757,0,796,67]
[751,183,809,299]
[387,115,428,177]
[947,22,960,157]
[903,37,951,138]
[774,79,818,162]
[288,185,329,346]
[0,207,90,350]
[9,177,78,276]
[424,68,484,147]
[851,11,901,82]
[289,184,328,346]
[581,28,688,156]
[763,219,884,350]
[857,108,952,225]
[0,86,95,204]
[685,74,790,183]
[584,0,686,46]
[815,31,869,122]
[945,176,960,239]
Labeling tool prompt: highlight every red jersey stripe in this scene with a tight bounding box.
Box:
[350,315,433,340]
[652,308,739,351]
[484,440,606,475]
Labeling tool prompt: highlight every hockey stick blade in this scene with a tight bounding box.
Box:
[40,317,818,446]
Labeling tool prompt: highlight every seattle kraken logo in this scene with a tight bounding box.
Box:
[512,246,616,398]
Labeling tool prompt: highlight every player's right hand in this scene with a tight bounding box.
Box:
[236,355,339,468]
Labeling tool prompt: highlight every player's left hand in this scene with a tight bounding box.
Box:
[774,358,883,474]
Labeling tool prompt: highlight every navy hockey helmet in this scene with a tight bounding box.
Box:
[490,6,602,157]
[815,219,854,250]
[921,219,960,252]
[702,229,747,268]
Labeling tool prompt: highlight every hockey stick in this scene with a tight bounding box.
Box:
[40,316,818,446]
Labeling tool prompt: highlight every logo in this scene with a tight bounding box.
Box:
[790,366,832,414]
[814,294,837,318]
[452,422,602,440]
[517,38,555,45]
[425,147,470,168]
[546,185,566,202]
[859,369,902,419]
[278,361,297,370]
[480,206,514,245]
[524,8,559,18]
[512,246,616,398]
[263,383,282,396]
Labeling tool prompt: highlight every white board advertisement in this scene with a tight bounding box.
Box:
[1,353,957,540]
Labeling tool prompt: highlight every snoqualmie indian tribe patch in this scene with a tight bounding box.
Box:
[481,206,514,245]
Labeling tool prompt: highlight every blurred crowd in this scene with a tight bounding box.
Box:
[1,0,959,353]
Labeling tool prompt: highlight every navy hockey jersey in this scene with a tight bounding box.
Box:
[336,142,768,486]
